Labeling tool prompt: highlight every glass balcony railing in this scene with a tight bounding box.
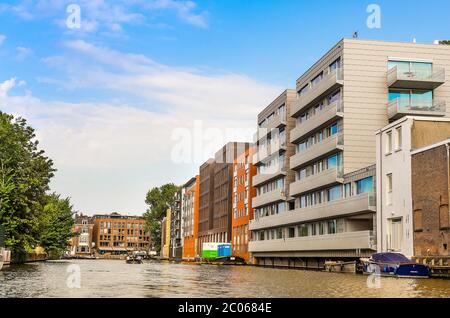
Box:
[388,65,445,89]
[387,98,446,120]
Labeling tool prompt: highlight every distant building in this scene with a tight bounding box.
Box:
[181,176,200,260]
[411,139,450,257]
[232,145,257,262]
[161,209,171,259]
[70,213,94,256]
[170,190,183,260]
[92,212,151,255]
[197,142,250,256]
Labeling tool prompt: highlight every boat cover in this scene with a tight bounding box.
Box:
[371,253,410,263]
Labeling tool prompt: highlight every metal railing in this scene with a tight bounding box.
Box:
[388,65,445,83]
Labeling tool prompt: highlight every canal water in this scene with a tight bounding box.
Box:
[1,259,450,298]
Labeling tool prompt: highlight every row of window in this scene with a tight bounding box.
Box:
[99,222,144,229]
[257,154,285,174]
[296,121,340,154]
[258,104,286,128]
[298,58,341,96]
[297,176,373,209]
[254,218,343,242]
[257,177,285,196]
[297,89,342,125]
[385,126,402,154]
[296,153,342,181]
[254,202,287,219]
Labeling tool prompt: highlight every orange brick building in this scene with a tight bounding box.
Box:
[181,176,200,260]
[232,145,257,262]
[92,212,151,255]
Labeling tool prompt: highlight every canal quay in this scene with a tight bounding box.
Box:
[1,259,450,298]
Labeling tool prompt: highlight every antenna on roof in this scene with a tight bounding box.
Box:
[353,31,359,39]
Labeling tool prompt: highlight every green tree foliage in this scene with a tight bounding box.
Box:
[143,183,180,252]
[38,193,75,258]
[0,111,60,262]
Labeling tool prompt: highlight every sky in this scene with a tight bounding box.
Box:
[0,0,449,215]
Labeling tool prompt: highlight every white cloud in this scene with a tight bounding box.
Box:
[16,46,33,60]
[0,42,281,214]
[0,34,6,45]
[2,0,208,32]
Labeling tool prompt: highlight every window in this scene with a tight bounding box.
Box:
[330,122,338,135]
[311,72,323,86]
[298,84,309,96]
[328,185,342,201]
[389,89,433,110]
[356,177,374,194]
[329,58,341,72]
[327,220,337,234]
[277,228,283,239]
[396,127,402,150]
[299,224,308,237]
[386,131,392,154]
[388,60,432,79]
[386,174,393,205]
[288,227,295,238]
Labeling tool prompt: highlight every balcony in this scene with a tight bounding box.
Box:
[290,101,343,144]
[252,188,287,209]
[249,230,376,253]
[290,166,343,197]
[387,66,445,90]
[292,68,344,118]
[253,167,287,187]
[255,113,287,141]
[250,193,375,231]
[387,99,446,121]
[290,134,343,170]
[253,139,287,165]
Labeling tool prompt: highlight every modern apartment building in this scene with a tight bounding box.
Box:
[411,139,450,258]
[169,190,182,260]
[69,213,94,256]
[197,142,250,256]
[92,212,151,255]
[250,38,450,266]
[232,145,257,262]
[251,90,297,223]
[181,176,200,260]
[376,117,450,258]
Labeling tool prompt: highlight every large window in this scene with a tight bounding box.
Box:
[328,185,342,202]
[356,177,373,194]
[389,89,433,109]
[388,60,433,79]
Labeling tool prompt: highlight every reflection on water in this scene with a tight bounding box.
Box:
[0,259,450,298]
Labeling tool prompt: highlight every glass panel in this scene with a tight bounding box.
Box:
[356,176,374,194]
[389,90,410,107]
[411,90,433,108]
[388,60,410,73]
[330,122,338,135]
[411,62,432,79]
[328,185,342,201]
[328,155,338,168]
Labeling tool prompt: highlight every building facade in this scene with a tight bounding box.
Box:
[376,117,450,257]
[232,145,257,262]
[92,212,151,255]
[411,139,450,257]
[70,213,95,256]
[181,176,200,260]
[197,143,250,256]
[169,190,182,260]
[160,209,171,259]
[250,39,450,265]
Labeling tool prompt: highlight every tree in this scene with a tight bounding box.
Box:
[439,40,450,45]
[0,111,55,262]
[38,193,75,258]
[143,183,180,252]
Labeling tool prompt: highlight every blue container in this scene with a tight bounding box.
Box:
[218,244,231,257]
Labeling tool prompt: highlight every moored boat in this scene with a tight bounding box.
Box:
[126,255,143,264]
[361,252,430,278]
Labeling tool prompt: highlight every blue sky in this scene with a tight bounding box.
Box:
[0,0,449,214]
